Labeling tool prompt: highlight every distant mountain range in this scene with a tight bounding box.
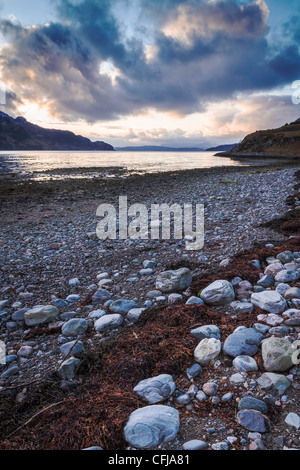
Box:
[0,111,114,151]
[116,144,238,152]
[116,145,205,151]
[206,144,238,152]
[217,119,300,158]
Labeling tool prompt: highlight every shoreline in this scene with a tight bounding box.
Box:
[215,152,300,160]
[2,159,300,198]
[1,152,300,187]
[0,162,299,450]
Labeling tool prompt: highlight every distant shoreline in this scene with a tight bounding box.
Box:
[215,151,300,160]
[116,145,238,152]
[115,146,205,152]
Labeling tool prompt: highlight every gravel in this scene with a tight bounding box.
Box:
[0,164,299,451]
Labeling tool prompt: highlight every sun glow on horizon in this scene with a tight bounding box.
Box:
[17,100,56,125]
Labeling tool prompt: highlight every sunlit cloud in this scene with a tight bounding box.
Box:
[162,0,270,44]
[99,60,121,83]
[17,100,55,124]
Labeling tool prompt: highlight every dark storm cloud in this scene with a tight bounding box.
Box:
[270,45,300,81]
[267,14,300,84]
[117,0,292,113]
[0,17,134,120]
[0,0,299,121]
[283,15,300,43]
[56,0,135,67]
[55,0,148,78]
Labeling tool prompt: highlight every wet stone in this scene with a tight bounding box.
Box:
[237,410,271,433]
[238,397,268,414]
[124,405,180,449]
[223,328,263,358]
[233,356,258,372]
[133,374,176,404]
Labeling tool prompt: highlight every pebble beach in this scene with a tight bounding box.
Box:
[0,161,300,450]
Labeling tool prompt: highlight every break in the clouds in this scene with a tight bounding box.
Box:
[0,0,299,124]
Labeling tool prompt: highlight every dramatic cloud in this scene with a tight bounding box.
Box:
[0,18,133,120]
[283,14,300,43]
[161,0,269,41]
[0,0,299,122]
[55,0,145,72]
[120,0,297,112]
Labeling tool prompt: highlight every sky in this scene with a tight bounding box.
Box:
[0,0,299,148]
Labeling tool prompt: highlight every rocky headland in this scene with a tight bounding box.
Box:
[0,111,114,151]
[218,119,300,160]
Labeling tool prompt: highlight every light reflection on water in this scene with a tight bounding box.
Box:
[0,150,247,180]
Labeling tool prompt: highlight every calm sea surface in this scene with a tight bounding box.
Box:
[0,150,248,180]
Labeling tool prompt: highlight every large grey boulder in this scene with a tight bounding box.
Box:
[60,340,84,357]
[200,280,234,306]
[257,372,291,396]
[256,313,284,326]
[285,413,300,429]
[251,291,287,314]
[231,301,254,315]
[127,308,146,323]
[24,305,59,326]
[237,410,271,433]
[88,309,106,320]
[233,356,258,372]
[223,328,263,358]
[133,374,176,404]
[194,338,221,365]
[190,325,221,341]
[156,268,192,293]
[61,318,88,337]
[276,251,294,264]
[168,293,183,304]
[238,397,268,414]
[109,299,138,315]
[92,288,113,303]
[275,270,300,283]
[261,336,294,372]
[124,405,179,449]
[94,314,123,333]
[257,275,274,288]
